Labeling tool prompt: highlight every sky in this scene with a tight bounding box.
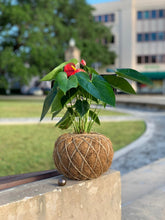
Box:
[86,0,118,4]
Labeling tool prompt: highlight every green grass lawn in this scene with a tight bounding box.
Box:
[0,99,44,118]
[0,121,145,176]
[0,98,127,118]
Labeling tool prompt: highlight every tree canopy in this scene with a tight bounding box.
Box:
[0,0,115,89]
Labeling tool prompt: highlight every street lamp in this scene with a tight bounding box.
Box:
[69,38,76,47]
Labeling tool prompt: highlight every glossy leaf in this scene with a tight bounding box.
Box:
[40,82,58,121]
[56,72,78,94]
[51,109,61,119]
[51,89,64,113]
[61,87,78,106]
[92,74,115,106]
[78,87,99,103]
[56,72,68,93]
[67,75,78,91]
[116,68,153,85]
[76,72,115,106]
[89,110,100,125]
[51,88,78,119]
[56,108,74,129]
[103,74,136,94]
[85,66,99,75]
[76,72,101,101]
[75,100,90,117]
[41,58,78,81]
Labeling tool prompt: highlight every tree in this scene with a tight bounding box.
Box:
[0,0,115,90]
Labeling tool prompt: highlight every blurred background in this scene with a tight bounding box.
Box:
[0,0,164,96]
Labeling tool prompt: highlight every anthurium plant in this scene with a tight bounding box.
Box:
[40,58,152,133]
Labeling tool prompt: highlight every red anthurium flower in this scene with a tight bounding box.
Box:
[64,63,85,77]
[80,59,86,66]
[64,63,76,77]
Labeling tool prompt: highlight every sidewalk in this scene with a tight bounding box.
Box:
[122,158,165,220]
[110,107,165,220]
[111,107,165,174]
[0,114,142,125]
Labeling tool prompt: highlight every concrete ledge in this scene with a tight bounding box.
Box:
[0,169,121,220]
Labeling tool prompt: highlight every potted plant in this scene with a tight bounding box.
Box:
[40,58,152,180]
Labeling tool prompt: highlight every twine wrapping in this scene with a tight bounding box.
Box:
[53,133,114,180]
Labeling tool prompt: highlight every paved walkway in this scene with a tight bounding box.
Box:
[0,114,142,125]
[122,157,165,220]
[111,107,165,174]
[109,107,165,220]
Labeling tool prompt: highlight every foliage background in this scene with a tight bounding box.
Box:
[0,0,116,89]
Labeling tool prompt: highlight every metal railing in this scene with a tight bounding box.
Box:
[0,170,60,191]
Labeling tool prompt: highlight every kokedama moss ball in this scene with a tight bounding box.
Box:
[53,133,114,180]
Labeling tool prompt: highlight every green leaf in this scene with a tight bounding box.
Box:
[76,72,101,101]
[116,68,153,85]
[89,110,100,125]
[56,108,74,130]
[103,74,136,94]
[85,66,99,75]
[51,89,64,113]
[56,72,78,94]
[92,74,115,106]
[51,110,61,119]
[40,82,58,121]
[51,88,78,119]
[41,58,78,81]
[67,75,78,91]
[76,72,115,106]
[61,87,79,106]
[56,71,68,93]
[78,87,99,103]
[75,100,90,117]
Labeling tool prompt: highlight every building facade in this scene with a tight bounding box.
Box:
[92,0,165,93]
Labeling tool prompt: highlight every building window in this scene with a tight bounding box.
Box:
[94,13,115,23]
[111,35,115,43]
[104,14,109,22]
[137,54,165,64]
[151,10,157,18]
[110,14,115,22]
[137,11,143,19]
[163,55,165,62]
[157,55,164,63]
[144,33,150,41]
[158,32,165,41]
[145,56,149,63]
[137,33,143,42]
[137,32,165,42]
[137,9,165,20]
[98,15,102,22]
[144,11,150,19]
[159,9,164,18]
[137,56,142,63]
[151,33,157,41]
[151,55,156,63]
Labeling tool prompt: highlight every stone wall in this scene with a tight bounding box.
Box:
[0,169,121,220]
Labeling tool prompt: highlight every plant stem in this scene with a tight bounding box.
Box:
[84,110,89,133]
